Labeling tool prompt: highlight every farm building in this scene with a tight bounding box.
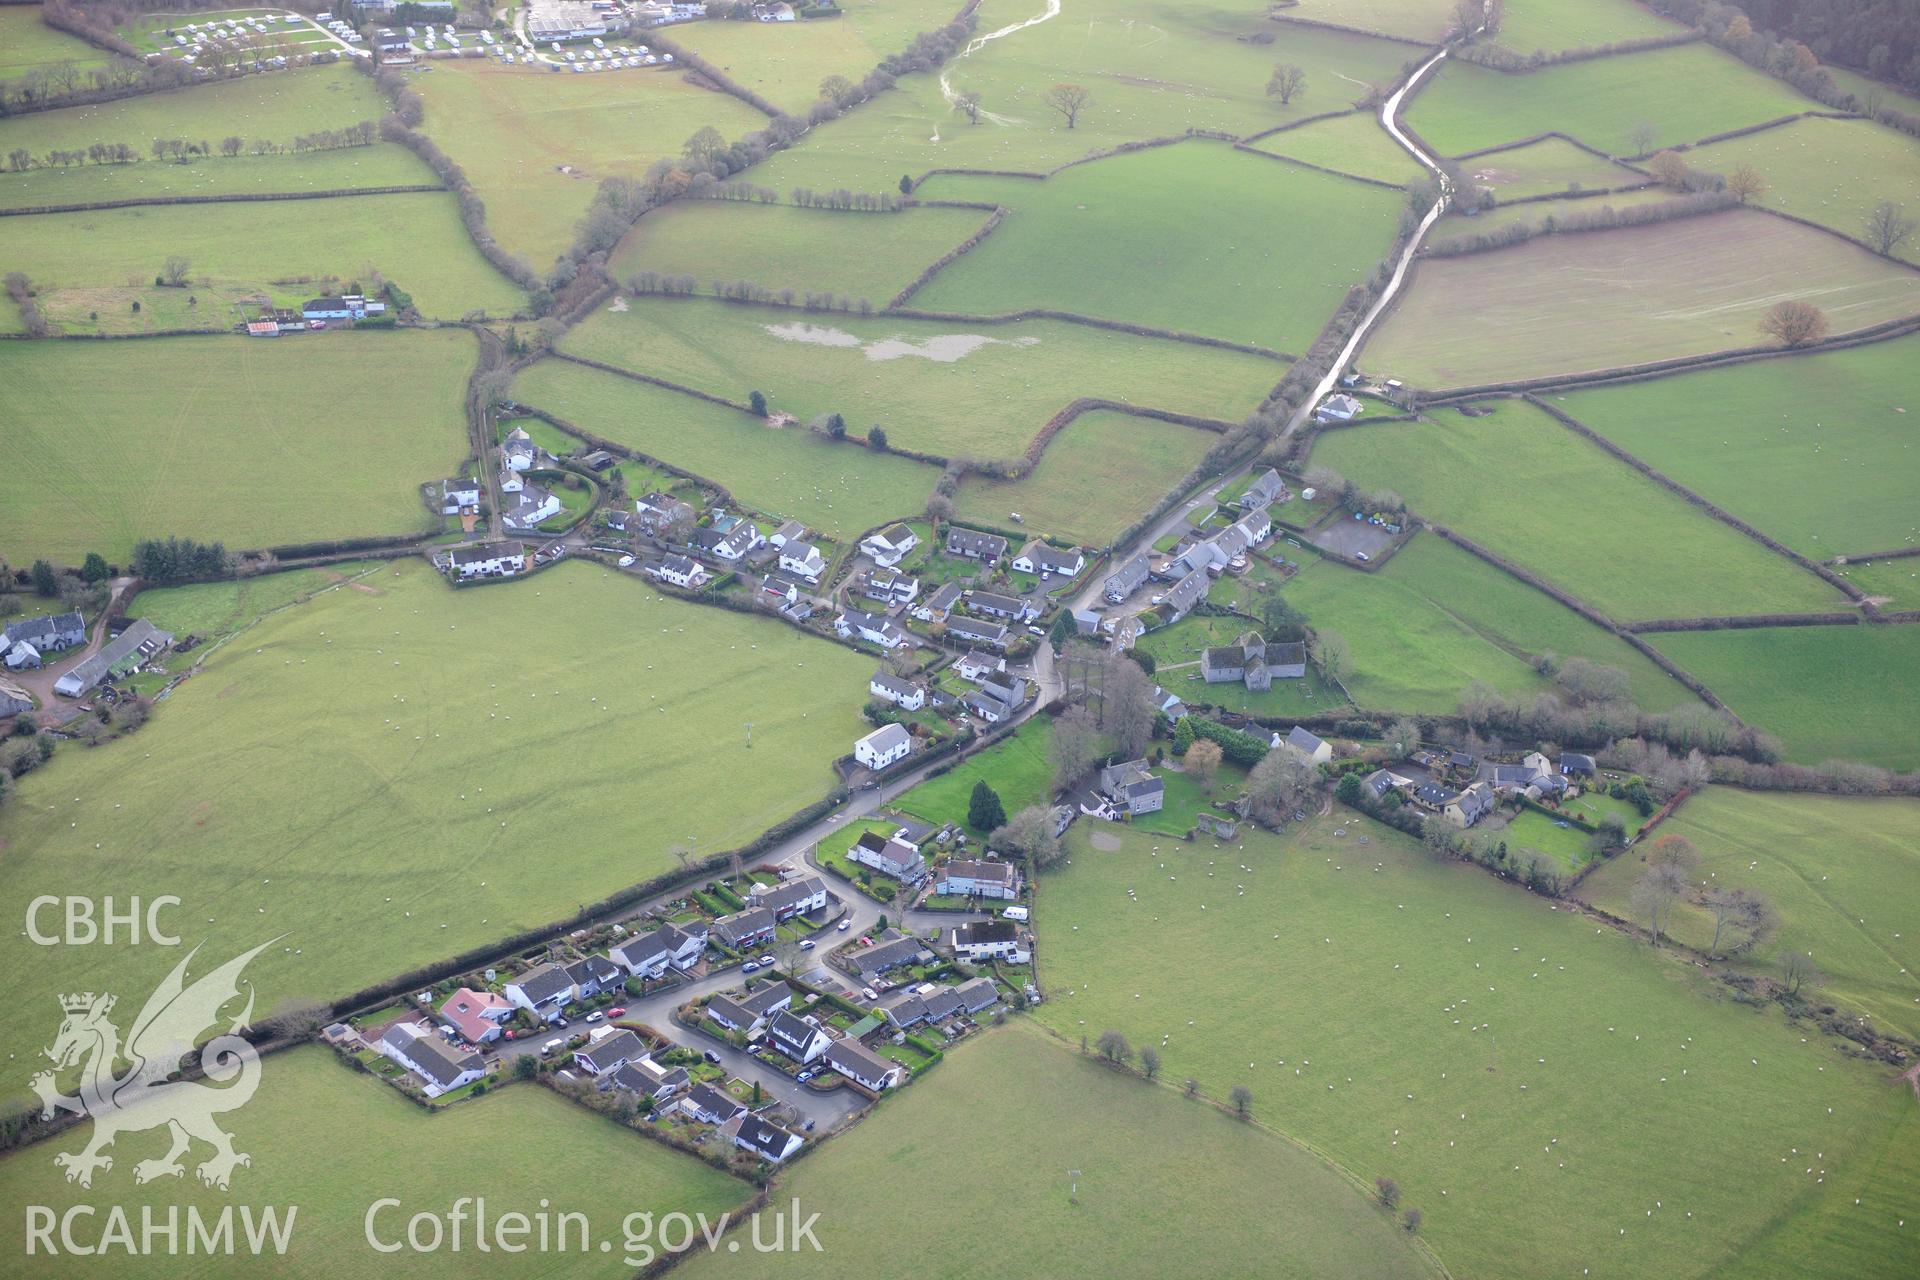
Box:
[0,676,32,719]
[52,620,173,698]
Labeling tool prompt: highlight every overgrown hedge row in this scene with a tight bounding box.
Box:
[0,184,442,218]
[885,206,1005,308]
[1423,191,1736,256]
[1455,30,1700,72]
[1623,612,1864,632]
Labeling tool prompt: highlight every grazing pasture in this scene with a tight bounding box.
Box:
[558,295,1284,460]
[950,408,1218,547]
[510,358,938,539]
[1034,815,1920,1280]
[1365,210,1920,388]
[1577,788,1920,1041]
[0,6,108,87]
[0,559,872,1081]
[1678,116,1920,263]
[664,0,956,113]
[1282,0,1456,41]
[894,716,1052,830]
[0,142,437,210]
[1310,399,1849,620]
[912,141,1406,352]
[0,331,472,563]
[611,200,987,305]
[1406,43,1816,157]
[1250,110,1429,185]
[1833,556,1920,606]
[411,60,768,262]
[128,563,381,638]
[675,1025,1434,1280]
[1553,334,1920,558]
[0,1049,752,1278]
[1454,134,1644,199]
[1277,533,1695,713]
[1491,0,1686,55]
[1650,624,1920,769]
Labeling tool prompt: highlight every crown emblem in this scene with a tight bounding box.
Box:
[59,993,113,1016]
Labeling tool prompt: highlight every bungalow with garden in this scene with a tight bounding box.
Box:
[853,723,914,771]
[377,1021,485,1098]
[913,581,963,622]
[610,1056,690,1103]
[954,650,1005,682]
[712,906,777,950]
[504,962,575,1023]
[861,523,919,567]
[966,590,1038,623]
[945,528,1008,564]
[1316,393,1364,422]
[936,859,1021,900]
[951,918,1028,964]
[953,976,1001,1014]
[573,1028,648,1076]
[824,1036,905,1091]
[438,988,513,1044]
[1012,541,1085,579]
[682,1083,746,1125]
[869,670,926,711]
[847,828,927,882]
[944,616,1009,650]
[765,1009,832,1064]
[1099,758,1165,816]
[855,932,932,979]
[721,1113,803,1163]
[837,609,909,649]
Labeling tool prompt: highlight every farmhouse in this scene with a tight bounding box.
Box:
[966,590,1037,623]
[682,1083,747,1125]
[610,1056,690,1103]
[448,541,526,581]
[837,609,909,650]
[944,616,1009,650]
[438,988,513,1044]
[1012,541,1085,578]
[946,528,1008,563]
[860,523,919,567]
[913,581,963,622]
[1239,468,1287,511]
[1099,758,1165,816]
[1446,782,1497,829]
[854,723,914,773]
[824,1036,905,1091]
[720,1112,803,1163]
[869,670,926,711]
[765,1009,832,1064]
[936,859,1021,900]
[376,1021,484,1098]
[504,962,574,1023]
[52,620,173,698]
[1105,553,1150,603]
[4,612,85,657]
[954,650,1005,682]
[848,828,927,882]
[573,1028,648,1076]
[951,918,1028,964]
[712,907,777,950]
[1281,726,1332,764]
[1200,633,1306,691]
[779,540,827,582]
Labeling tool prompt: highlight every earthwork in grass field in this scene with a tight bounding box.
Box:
[1363,210,1920,389]
[0,559,872,1084]
[558,295,1284,460]
[0,331,474,563]
[910,140,1406,351]
[1577,788,1920,1041]
[1034,814,1920,1280]
[1552,334,1920,559]
[1648,624,1920,769]
[1309,398,1849,620]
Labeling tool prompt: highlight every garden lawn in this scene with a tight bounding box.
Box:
[1670,116,1920,264]
[128,563,380,638]
[1649,625,1920,769]
[510,359,940,540]
[612,200,986,305]
[411,60,768,264]
[675,1023,1435,1280]
[558,294,1284,460]
[1133,763,1246,838]
[1406,42,1816,157]
[1455,134,1645,199]
[1490,804,1597,870]
[1361,210,1920,389]
[1552,334,1920,559]
[1034,814,1920,1280]
[1,191,524,325]
[0,143,437,211]
[0,1049,752,1277]
[951,408,1219,547]
[0,331,473,564]
[1492,0,1686,55]
[895,716,1053,831]
[1280,534,1695,713]
[663,0,955,113]
[1252,109,1430,185]
[0,559,872,1089]
[913,140,1405,352]
[1578,788,1920,1042]
[1310,399,1846,620]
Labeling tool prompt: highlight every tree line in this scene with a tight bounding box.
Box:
[131,536,229,585]
[4,122,375,173]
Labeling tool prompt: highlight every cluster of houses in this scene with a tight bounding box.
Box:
[243,295,387,337]
[53,620,173,698]
[497,427,565,531]
[1362,749,1598,829]
[3,611,85,671]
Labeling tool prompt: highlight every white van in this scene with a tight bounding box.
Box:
[540,1038,563,1057]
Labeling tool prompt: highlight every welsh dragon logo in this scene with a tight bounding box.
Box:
[31,941,274,1190]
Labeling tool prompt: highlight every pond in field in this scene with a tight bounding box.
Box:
[762,322,1038,363]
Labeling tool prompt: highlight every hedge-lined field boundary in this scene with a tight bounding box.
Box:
[886,206,1005,308]
[1623,612,1866,632]
[0,183,443,218]
[1230,141,1407,191]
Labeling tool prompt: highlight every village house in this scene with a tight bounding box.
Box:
[53,619,173,698]
[953,976,1001,1014]
[1150,685,1188,721]
[912,581,963,622]
[448,541,525,582]
[951,918,1028,964]
[765,1009,832,1064]
[860,523,919,567]
[749,874,828,921]
[3,611,85,670]
[854,932,932,979]
[944,615,1009,650]
[635,492,696,533]
[438,988,513,1044]
[1012,540,1085,579]
[691,521,762,563]
[501,426,538,472]
[377,1021,484,1098]
[1239,467,1288,511]
[936,859,1021,900]
[707,982,795,1035]
[869,670,926,711]
[712,906,777,951]
[1099,758,1165,816]
[573,1027,648,1076]
[1281,725,1333,764]
[966,590,1038,623]
[945,528,1008,564]
[768,520,808,550]
[954,650,1005,682]
[778,540,828,582]
[824,1036,905,1091]
[565,953,624,1001]
[439,477,481,515]
[504,962,575,1023]
[758,577,800,611]
[847,828,927,883]
[1316,393,1364,422]
[1560,752,1597,777]
[837,609,909,650]
[1446,782,1497,829]
[1159,569,1209,621]
[853,723,914,772]
[501,484,562,530]
[1105,553,1150,603]
[610,1056,690,1103]
[645,555,708,590]
[1200,632,1307,691]
[611,921,708,978]
[681,1082,747,1126]
[961,681,1021,725]
[720,1112,803,1163]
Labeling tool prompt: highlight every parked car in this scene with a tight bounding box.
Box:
[585,1011,604,1023]
[798,939,815,950]
[607,1006,626,1017]
[861,987,879,1000]
[803,1119,816,1132]
[837,920,852,932]
[541,1039,563,1057]
[796,1070,815,1083]
[1355,551,1371,562]
[741,959,761,973]
[1027,625,1044,636]
[703,1050,722,1064]
[746,1041,762,1053]
[555,1016,571,1028]
[618,555,635,568]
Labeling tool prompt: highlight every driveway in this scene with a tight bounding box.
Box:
[8,578,136,725]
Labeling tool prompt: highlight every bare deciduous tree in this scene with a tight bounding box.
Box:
[1184,739,1224,792]
[1245,747,1318,823]
[1376,1176,1401,1209]
[952,89,982,124]
[1050,704,1102,789]
[1724,163,1766,204]
[1230,1084,1253,1118]
[1043,83,1091,129]
[1864,200,1916,255]
[1759,299,1829,347]
[1626,120,1658,155]
[1646,150,1691,190]
[1781,950,1822,996]
[1095,1029,1133,1066]
[1630,859,1691,945]
[161,255,190,286]
[1705,886,1773,957]
[1266,63,1306,105]
[993,804,1063,869]
[1140,1045,1162,1079]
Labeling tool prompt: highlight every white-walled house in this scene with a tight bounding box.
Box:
[449,542,525,580]
[1011,540,1084,578]
[779,540,828,581]
[854,723,913,771]
[950,918,1028,963]
[440,477,481,514]
[377,1021,485,1098]
[860,523,919,567]
[869,670,925,710]
[936,859,1021,900]
[503,962,574,1022]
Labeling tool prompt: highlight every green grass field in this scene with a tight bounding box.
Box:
[411,60,769,264]
[1406,42,1817,157]
[1251,109,1429,185]
[665,0,954,113]
[676,1023,1435,1280]
[1132,612,1349,717]
[0,143,438,211]
[0,5,108,89]
[1423,183,1673,247]
[1311,400,1847,620]
[1650,624,1920,769]
[951,408,1217,547]
[1834,556,1920,606]
[0,559,872,1082]
[1491,0,1686,55]
[1456,134,1645,199]
[0,63,387,162]
[1278,0,1454,41]
[1365,210,1920,389]
[511,358,940,539]
[1034,814,1920,1280]
[1278,533,1696,713]
[558,294,1284,460]
[0,1048,752,1277]
[128,563,380,638]
[610,199,987,305]
[1577,788,1920,1041]
[912,140,1405,352]
[1677,115,1920,263]
[0,331,473,563]
[895,715,1053,831]
[1553,334,1920,558]
[1,190,524,326]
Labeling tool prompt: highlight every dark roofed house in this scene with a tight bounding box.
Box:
[765,1009,831,1064]
[1012,540,1085,578]
[1239,467,1287,511]
[966,590,1035,622]
[1105,553,1150,603]
[712,906,777,950]
[610,1056,690,1102]
[376,1022,485,1098]
[4,612,85,654]
[945,528,1007,563]
[720,1112,803,1163]
[1560,753,1597,776]
[52,619,173,698]
[682,1082,746,1125]
[944,616,1009,650]
[951,918,1027,963]
[573,1028,648,1076]
[856,932,930,978]
[1099,759,1165,816]
[953,976,1000,1013]
[825,1036,905,1091]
